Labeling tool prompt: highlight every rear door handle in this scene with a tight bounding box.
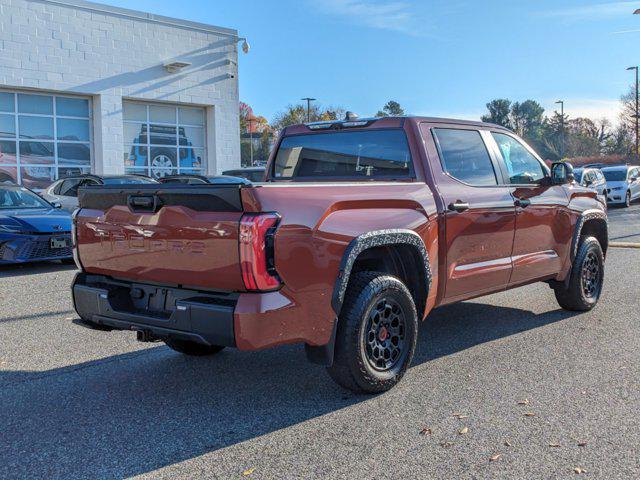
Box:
[514,198,531,208]
[448,200,470,212]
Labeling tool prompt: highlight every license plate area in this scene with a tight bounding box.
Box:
[50,237,70,249]
[128,284,173,316]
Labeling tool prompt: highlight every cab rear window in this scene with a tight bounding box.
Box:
[272,129,413,180]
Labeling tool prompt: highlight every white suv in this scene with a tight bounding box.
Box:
[602,165,640,207]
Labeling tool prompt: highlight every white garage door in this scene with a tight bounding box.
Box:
[123,101,206,179]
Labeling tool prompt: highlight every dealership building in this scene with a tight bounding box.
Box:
[0,0,241,188]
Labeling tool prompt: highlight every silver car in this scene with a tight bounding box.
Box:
[41,174,157,212]
[573,167,607,197]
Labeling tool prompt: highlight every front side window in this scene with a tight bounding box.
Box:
[491,133,545,185]
[272,129,413,180]
[433,128,497,186]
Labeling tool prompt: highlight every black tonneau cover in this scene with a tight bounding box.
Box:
[78,183,245,212]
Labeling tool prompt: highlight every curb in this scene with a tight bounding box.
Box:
[609,241,640,249]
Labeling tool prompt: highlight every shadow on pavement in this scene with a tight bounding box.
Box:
[0,261,77,279]
[0,309,75,324]
[0,301,578,479]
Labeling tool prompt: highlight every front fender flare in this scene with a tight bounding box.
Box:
[570,209,608,261]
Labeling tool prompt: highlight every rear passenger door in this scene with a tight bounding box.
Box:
[487,131,571,285]
[423,124,516,301]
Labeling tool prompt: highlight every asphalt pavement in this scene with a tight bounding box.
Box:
[607,202,640,243]
[0,244,639,479]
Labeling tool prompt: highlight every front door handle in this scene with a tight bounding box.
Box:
[448,200,470,212]
[514,198,531,208]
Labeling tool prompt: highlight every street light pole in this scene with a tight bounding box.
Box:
[555,100,564,159]
[301,97,316,123]
[627,66,639,162]
[247,116,254,166]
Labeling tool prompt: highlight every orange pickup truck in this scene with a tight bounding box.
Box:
[71,115,607,393]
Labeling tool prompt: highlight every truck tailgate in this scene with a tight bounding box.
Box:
[75,184,245,291]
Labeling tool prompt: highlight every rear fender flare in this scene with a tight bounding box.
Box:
[331,229,432,315]
[306,229,432,367]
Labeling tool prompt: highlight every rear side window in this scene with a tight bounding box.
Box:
[272,129,413,180]
[432,128,497,186]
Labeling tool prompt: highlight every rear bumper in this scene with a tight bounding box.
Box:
[72,273,336,352]
[72,273,237,347]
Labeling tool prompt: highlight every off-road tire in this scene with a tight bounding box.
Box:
[164,339,225,356]
[327,271,418,394]
[554,236,604,311]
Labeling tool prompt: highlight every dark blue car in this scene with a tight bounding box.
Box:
[0,184,73,264]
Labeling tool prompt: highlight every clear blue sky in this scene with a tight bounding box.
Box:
[103,0,640,123]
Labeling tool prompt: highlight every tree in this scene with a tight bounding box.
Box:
[480,99,545,153]
[541,112,565,161]
[239,101,253,134]
[603,123,634,156]
[375,100,405,117]
[271,103,346,132]
[621,83,639,157]
[565,117,602,157]
[481,99,512,128]
[511,100,544,140]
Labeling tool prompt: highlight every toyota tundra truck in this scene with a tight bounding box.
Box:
[71,115,608,393]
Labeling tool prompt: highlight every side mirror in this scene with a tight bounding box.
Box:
[52,202,62,209]
[551,162,574,185]
[584,179,593,187]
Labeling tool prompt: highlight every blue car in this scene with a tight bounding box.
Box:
[0,184,73,264]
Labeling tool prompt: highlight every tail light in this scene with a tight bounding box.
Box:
[239,213,281,291]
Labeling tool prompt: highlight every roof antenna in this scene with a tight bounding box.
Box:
[344,111,359,121]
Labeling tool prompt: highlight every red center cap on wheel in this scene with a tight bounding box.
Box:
[378,326,389,342]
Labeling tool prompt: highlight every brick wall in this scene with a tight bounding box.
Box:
[0,0,241,174]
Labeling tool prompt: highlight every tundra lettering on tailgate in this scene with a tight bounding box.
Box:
[97,231,206,255]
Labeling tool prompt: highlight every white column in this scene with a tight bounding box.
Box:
[92,90,124,175]
[205,105,217,175]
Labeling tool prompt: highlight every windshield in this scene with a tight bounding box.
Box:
[603,170,627,182]
[0,187,51,209]
[573,169,584,183]
[102,177,156,185]
[272,129,413,180]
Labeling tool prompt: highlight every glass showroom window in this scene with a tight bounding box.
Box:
[123,101,206,179]
[0,91,92,189]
